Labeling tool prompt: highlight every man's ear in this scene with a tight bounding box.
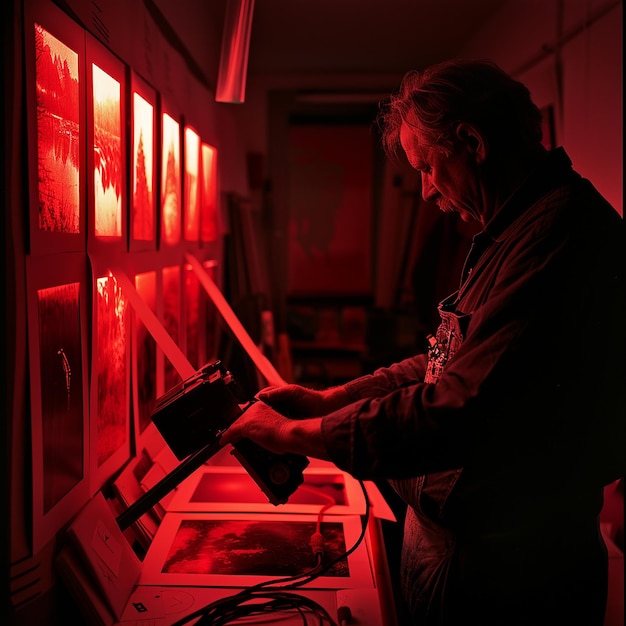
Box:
[455,122,487,164]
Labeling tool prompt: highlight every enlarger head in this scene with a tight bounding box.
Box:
[151,360,243,460]
[150,360,309,506]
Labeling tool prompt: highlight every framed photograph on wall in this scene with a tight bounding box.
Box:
[24,0,86,255]
[181,257,221,372]
[131,267,161,449]
[89,262,131,491]
[26,253,90,553]
[139,512,373,589]
[160,108,182,247]
[202,259,220,365]
[129,72,158,251]
[200,142,219,243]
[183,259,204,370]
[86,34,127,252]
[162,263,183,391]
[183,124,201,243]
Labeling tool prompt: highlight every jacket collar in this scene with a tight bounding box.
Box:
[482,147,576,243]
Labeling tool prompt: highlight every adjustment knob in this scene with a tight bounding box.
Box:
[269,462,290,485]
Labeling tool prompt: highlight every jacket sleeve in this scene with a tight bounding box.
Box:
[344,353,428,401]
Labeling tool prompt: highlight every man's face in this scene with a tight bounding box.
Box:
[399,121,483,223]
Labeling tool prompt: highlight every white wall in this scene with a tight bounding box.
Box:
[460,0,623,215]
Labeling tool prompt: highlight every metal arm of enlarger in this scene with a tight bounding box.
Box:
[115,438,223,531]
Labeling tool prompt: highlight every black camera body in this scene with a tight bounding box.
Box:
[150,360,309,505]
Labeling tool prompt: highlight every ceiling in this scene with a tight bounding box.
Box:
[245,0,506,77]
[164,0,507,91]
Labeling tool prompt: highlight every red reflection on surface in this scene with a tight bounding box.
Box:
[161,113,181,245]
[37,283,84,512]
[163,265,181,390]
[34,24,80,233]
[132,92,154,241]
[184,127,201,241]
[190,471,347,506]
[95,273,127,465]
[92,64,122,237]
[200,143,218,242]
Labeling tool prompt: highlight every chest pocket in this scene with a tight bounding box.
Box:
[425,292,472,384]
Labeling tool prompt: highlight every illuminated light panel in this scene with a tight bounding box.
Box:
[132,92,154,240]
[200,143,218,242]
[161,113,181,245]
[34,24,80,233]
[184,126,201,241]
[92,64,122,237]
[216,0,255,103]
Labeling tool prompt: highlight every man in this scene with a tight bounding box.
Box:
[221,59,625,625]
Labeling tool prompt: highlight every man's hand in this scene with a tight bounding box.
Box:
[220,400,329,460]
[258,383,351,417]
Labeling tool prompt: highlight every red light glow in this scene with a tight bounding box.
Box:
[190,471,347,506]
[216,0,255,103]
[184,127,201,241]
[161,113,181,245]
[287,124,373,295]
[200,143,218,242]
[132,92,154,241]
[92,63,122,237]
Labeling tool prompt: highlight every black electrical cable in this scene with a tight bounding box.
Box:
[170,480,370,626]
[192,591,337,625]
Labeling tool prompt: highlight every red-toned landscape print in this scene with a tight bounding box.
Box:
[34,24,80,233]
[200,143,218,242]
[161,113,181,245]
[162,519,349,577]
[184,127,200,241]
[132,92,154,241]
[37,282,84,512]
[92,63,122,237]
[95,273,127,465]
